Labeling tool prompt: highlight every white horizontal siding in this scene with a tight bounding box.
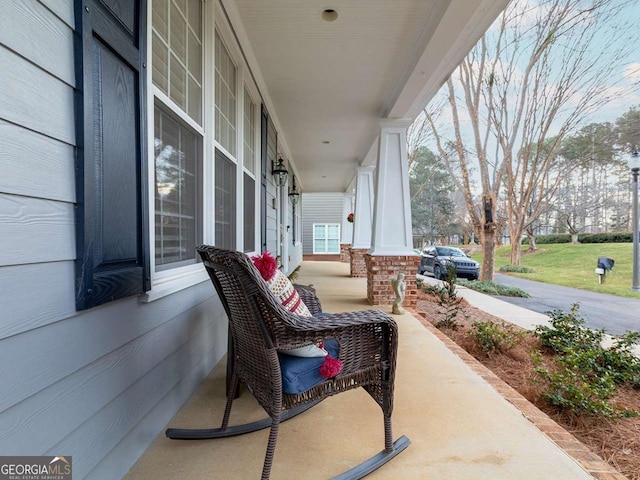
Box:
[0,295,224,457]
[86,343,220,480]
[44,301,225,479]
[0,279,215,413]
[0,45,75,144]
[0,120,75,202]
[39,0,74,29]
[0,0,75,85]
[0,262,76,339]
[301,193,344,254]
[0,193,75,267]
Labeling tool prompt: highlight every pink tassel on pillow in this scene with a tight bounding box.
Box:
[251,251,278,281]
[319,355,343,378]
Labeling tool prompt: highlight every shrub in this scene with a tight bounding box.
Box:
[534,355,622,417]
[579,232,633,243]
[533,304,640,418]
[431,264,466,330]
[457,279,531,298]
[535,304,600,353]
[471,320,524,355]
[499,265,535,273]
[522,234,571,245]
[419,282,444,296]
[522,232,632,245]
[287,265,301,282]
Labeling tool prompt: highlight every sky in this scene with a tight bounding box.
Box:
[420,0,640,152]
[501,0,640,125]
[577,1,640,125]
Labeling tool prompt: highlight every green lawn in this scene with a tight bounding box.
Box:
[471,243,640,299]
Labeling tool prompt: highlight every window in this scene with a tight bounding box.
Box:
[313,224,340,254]
[243,88,256,175]
[215,30,237,156]
[152,0,203,271]
[152,0,202,123]
[244,173,255,252]
[215,149,236,249]
[147,2,261,291]
[243,88,256,252]
[154,105,202,269]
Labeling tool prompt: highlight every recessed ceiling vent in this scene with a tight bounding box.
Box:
[321,9,338,22]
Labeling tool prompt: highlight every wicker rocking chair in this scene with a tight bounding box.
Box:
[166,246,409,479]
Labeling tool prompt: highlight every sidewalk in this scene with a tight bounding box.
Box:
[418,274,551,330]
[420,273,640,355]
[125,262,621,479]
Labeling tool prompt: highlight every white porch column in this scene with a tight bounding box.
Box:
[365,118,420,307]
[340,192,354,262]
[350,166,374,277]
[352,166,374,249]
[370,118,414,255]
[340,192,354,243]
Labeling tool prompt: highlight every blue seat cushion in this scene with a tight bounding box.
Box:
[278,338,340,394]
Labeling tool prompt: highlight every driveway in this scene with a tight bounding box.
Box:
[493,273,640,335]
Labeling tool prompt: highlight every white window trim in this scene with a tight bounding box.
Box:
[142,0,262,302]
[140,265,209,303]
[212,25,242,254]
[213,25,240,161]
[143,0,213,302]
[242,85,260,255]
[153,86,205,136]
[250,92,261,254]
[312,223,341,254]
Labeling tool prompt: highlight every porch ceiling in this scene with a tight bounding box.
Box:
[227,0,508,193]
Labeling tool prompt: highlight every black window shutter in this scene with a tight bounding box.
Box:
[74,0,149,310]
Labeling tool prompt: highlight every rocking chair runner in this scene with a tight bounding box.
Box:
[166,246,409,479]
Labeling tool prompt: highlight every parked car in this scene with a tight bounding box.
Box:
[418,246,479,280]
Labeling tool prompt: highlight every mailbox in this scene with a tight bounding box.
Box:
[595,257,614,283]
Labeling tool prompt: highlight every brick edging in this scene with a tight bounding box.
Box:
[410,308,628,480]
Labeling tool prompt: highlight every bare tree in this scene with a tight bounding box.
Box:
[422,0,640,280]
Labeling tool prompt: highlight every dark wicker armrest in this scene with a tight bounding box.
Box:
[293,284,322,315]
[288,309,394,332]
[276,310,397,365]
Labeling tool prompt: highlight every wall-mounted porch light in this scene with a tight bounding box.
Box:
[288,175,300,205]
[272,156,288,187]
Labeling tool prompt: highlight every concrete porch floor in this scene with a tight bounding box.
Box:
[124,261,613,480]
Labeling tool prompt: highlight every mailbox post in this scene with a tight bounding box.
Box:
[595,257,615,284]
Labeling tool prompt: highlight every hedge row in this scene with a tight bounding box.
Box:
[522,232,633,245]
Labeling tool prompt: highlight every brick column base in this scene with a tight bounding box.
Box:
[340,243,351,263]
[350,248,369,277]
[364,254,422,307]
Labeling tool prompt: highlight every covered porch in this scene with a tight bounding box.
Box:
[2,1,626,479]
[124,260,609,479]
